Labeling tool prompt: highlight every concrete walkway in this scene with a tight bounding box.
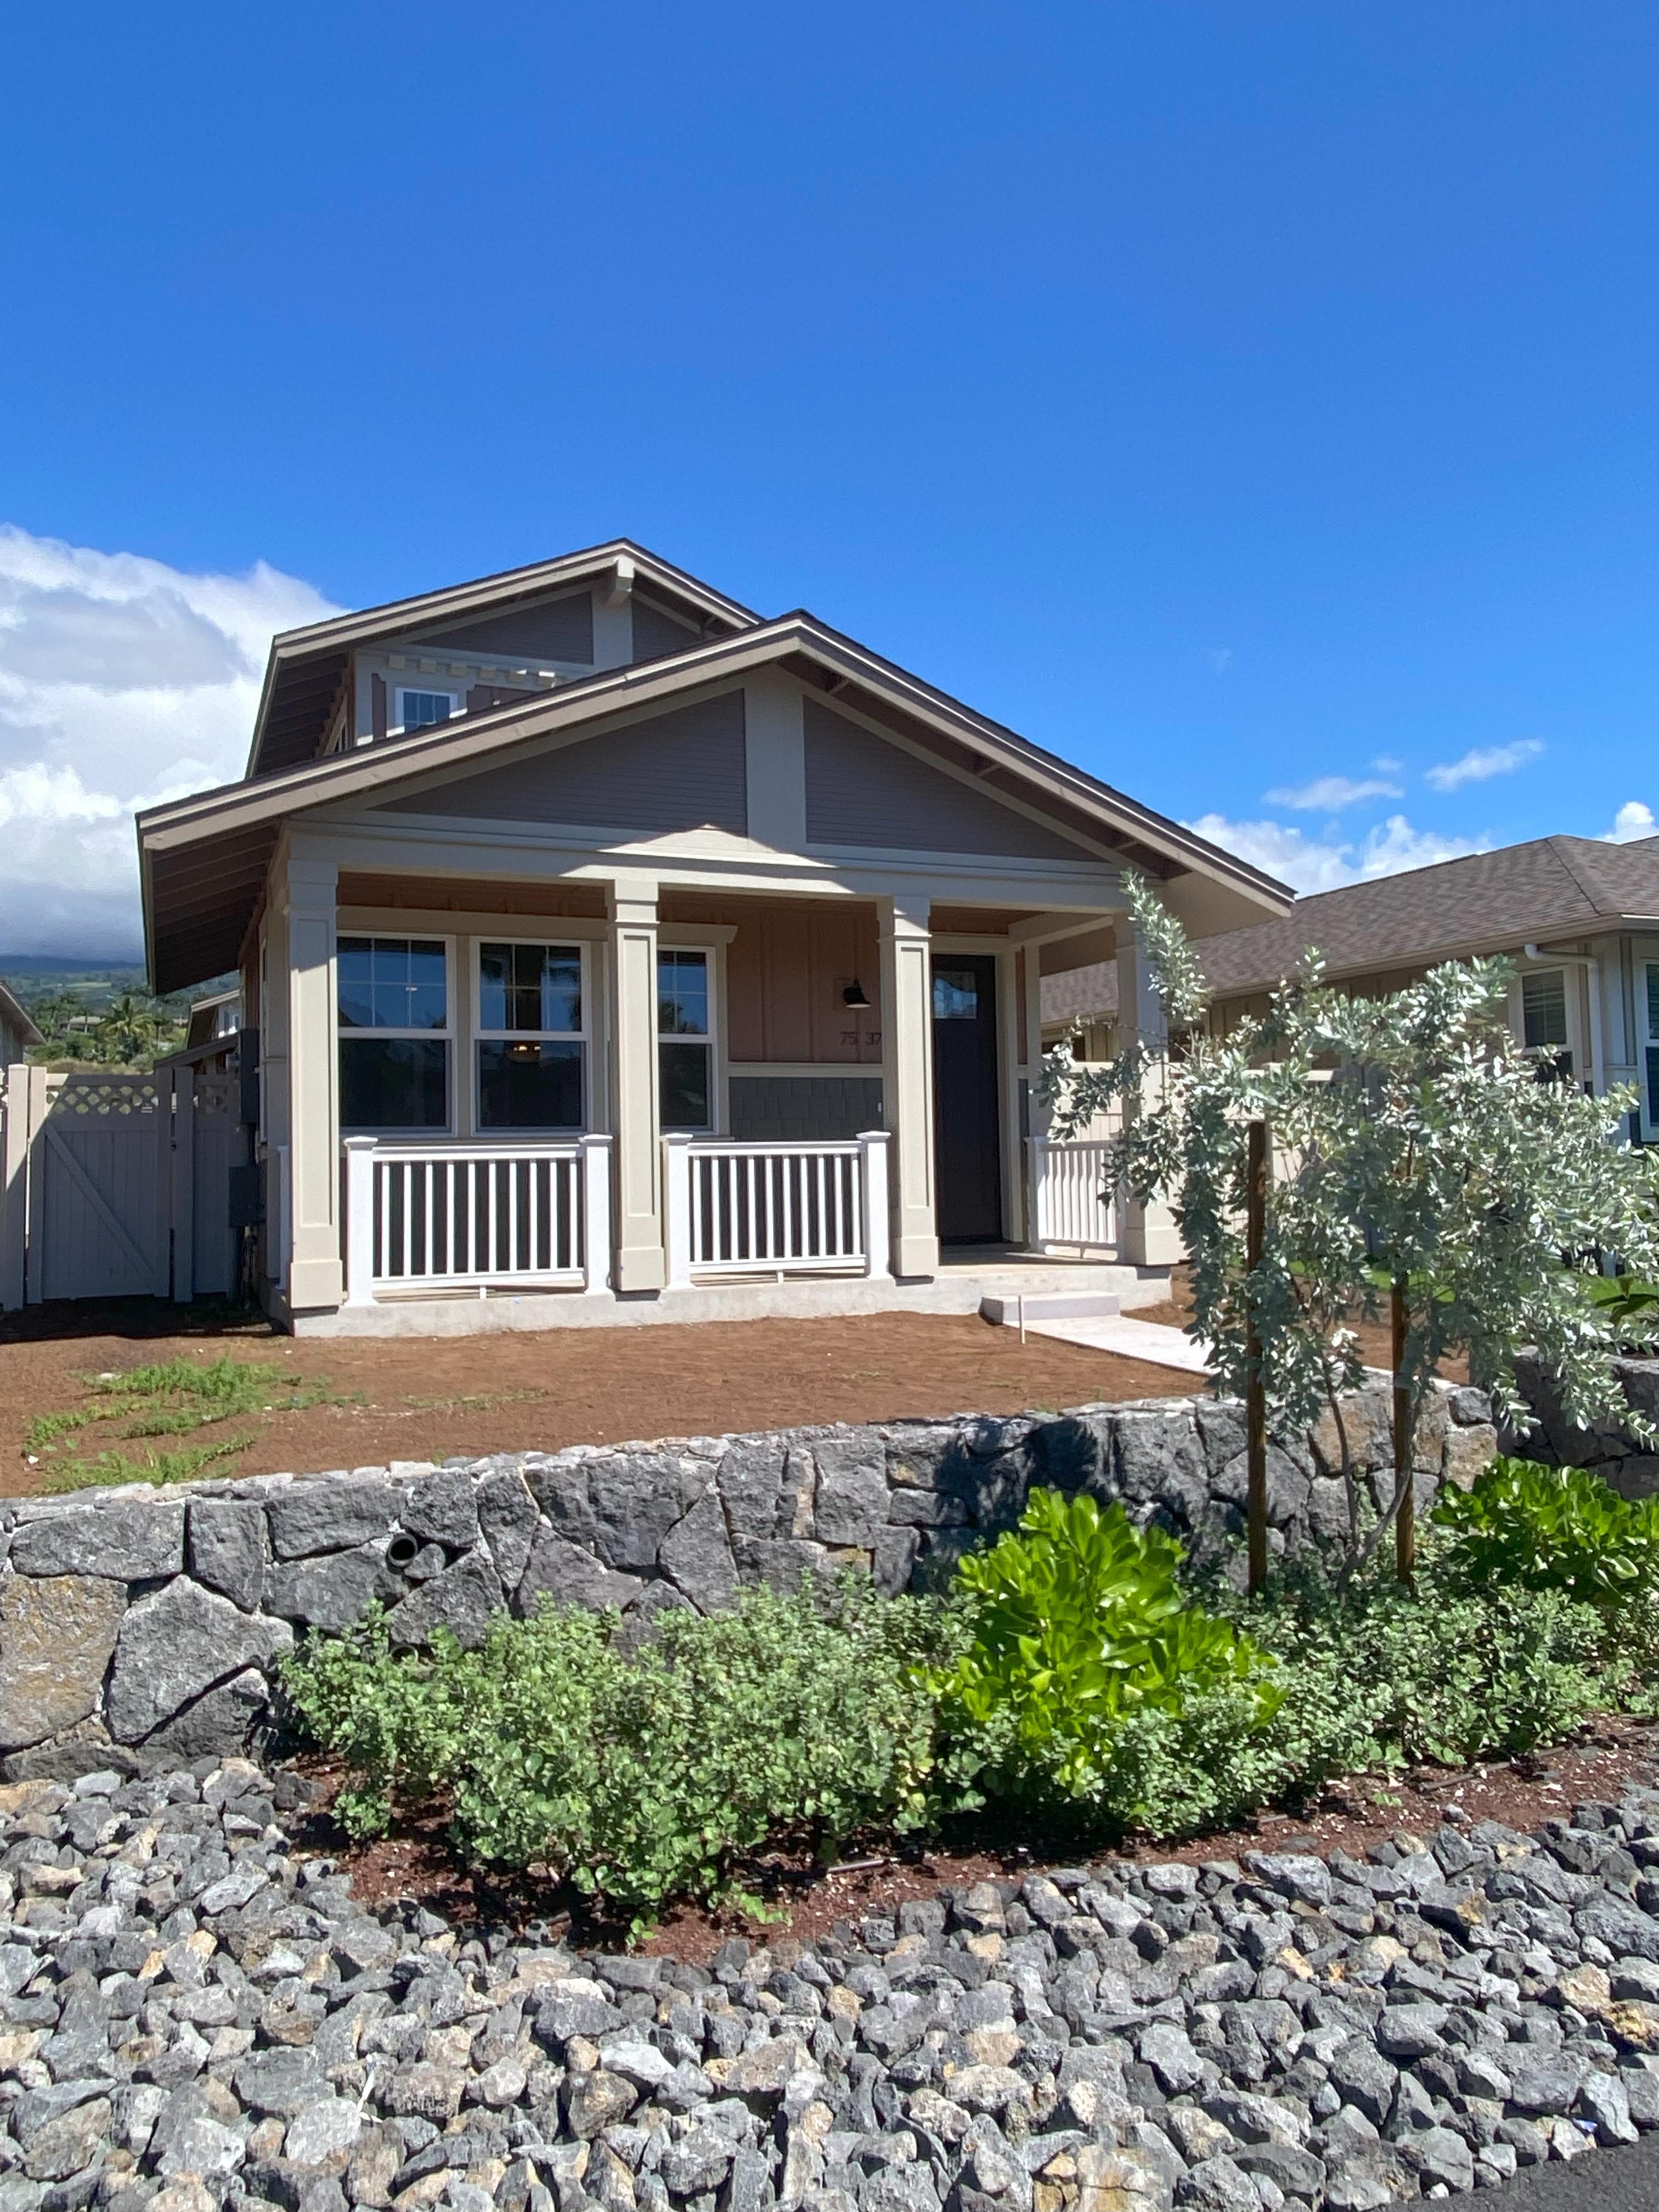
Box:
[1025,1310,1216,1375]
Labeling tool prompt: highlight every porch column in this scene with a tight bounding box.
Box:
[282,850,344,1310]
[607,874,665,1293]
[878,897,939,1277]
[1115,913,1183,1267]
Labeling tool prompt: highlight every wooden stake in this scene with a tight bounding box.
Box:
[1246,1119,1269,1594]
[1393,1274,1414,1581]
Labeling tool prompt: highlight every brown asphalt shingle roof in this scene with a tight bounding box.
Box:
[1038,834,1659,1025]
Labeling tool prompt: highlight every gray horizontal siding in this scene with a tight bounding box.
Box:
[803,701,1091,859]
[630,597,702,664]
[409,590,595,665]
[382,689,748,837]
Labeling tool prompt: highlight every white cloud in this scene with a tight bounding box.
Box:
[1425,738,1544,792]
[0,524,340,960]
[1601,800,1657,843]
[1186,811,1488,895]
[1263,774,1403,811]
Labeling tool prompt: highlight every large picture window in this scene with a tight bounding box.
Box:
[1522,967,1572,1084]
[476,942,585,1130]
[659,949,711,1130]
[338,936,449,1129]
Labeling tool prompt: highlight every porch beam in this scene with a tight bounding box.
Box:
[608,874,667,1294]
[878,896,939,1278]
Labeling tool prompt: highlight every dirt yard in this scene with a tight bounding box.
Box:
[0,1300,1196,1498]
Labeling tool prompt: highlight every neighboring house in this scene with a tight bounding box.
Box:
[138,540,1289,1331]
[1042,832,1659,1138]
[0,981,43,1065]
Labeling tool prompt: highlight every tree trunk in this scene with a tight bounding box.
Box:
[1392,1276,1415,1581]
[1246,1119,1269,1593]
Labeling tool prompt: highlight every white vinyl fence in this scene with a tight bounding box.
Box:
[1028,1136,1118,1255]
[664,1131,891,1285]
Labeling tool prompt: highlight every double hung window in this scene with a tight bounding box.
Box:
[1522,968,1572,1083]
[338,937,449,1128]
[477,943,585,1130]
[658,949,711,1130]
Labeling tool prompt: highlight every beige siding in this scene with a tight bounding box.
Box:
[381,691,749,838]
[802,701,1092,859]
[410,590,595,664]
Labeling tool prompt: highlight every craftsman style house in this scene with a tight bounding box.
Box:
[138,542,1289,1333]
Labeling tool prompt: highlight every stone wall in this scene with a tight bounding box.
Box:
[1510,1355,1659,1498]
[0,1380,1499,1784]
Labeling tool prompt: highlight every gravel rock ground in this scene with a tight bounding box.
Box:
[7,1767,1659,2212]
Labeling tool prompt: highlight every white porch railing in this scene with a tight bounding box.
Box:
[664,1130,891,1285]
[1028,1136,1118,1254]
[342,1135,611,1305]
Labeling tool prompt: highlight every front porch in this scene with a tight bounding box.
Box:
[303,1123,1167,1335]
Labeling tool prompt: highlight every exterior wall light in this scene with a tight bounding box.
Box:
[842,979,871,1008]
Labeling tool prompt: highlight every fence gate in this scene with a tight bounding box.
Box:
[1,1061,239,1308]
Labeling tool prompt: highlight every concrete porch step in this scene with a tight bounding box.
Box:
[979,1290,1122,1326]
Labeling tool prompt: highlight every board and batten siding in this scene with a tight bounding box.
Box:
[406,589,596,665]
[697,896,883,1065]
[379,691,749,838]
[802,699,1092,860]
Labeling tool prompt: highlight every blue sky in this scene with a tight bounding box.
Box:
[1,1,1656,955]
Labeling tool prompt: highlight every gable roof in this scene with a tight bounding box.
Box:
[141,601,1293,994]
[246,539,760,781]
[1199,833,1659,1000]
[0,978,43,1051]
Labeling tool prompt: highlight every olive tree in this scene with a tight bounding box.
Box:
[1042,874,1659,1566]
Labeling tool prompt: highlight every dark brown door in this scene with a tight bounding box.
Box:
[932,953,1003,1243]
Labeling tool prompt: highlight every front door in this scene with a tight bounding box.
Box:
[931,953,1003,1243]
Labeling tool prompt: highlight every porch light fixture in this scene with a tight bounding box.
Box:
[842,979,871,1008]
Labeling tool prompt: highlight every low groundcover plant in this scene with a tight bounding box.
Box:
[281,1465,1659,1922]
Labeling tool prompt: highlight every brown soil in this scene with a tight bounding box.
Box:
[0,1302,1196,1499]
[1135,1268,1471,1383]
[284,1714,1659,1965]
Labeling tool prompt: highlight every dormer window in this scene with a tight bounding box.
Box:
[397,688,458,731]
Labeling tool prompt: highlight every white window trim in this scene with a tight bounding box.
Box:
[393,685,462,736]
[337,931,456,1138]
[471,935,592,1136]
[658,941,722,1135]
[1639,957,1659,1141]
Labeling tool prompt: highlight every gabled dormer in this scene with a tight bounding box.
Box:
[247,541,758,778]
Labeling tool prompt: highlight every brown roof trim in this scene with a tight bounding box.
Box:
[0,978,43,1051]
[246,540,762,780]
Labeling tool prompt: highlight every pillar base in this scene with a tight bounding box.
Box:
[616,1244,667,1294]
[894,1233,940,1278]
[287,1256,343,1308]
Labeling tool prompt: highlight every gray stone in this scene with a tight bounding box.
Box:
[186,1498,266,1611]
[104,1579,291,1743]
[585,1453,693,1571]
[659,1489,738,1613]
[1402,2125,1473,2194]
[535,1980,624,2047]
[1243,1854,1331,1908]
[512,1528,642,1616]
[235,2049,325,2116]
[385,1551,502,1649]
[22,2099,112,2183]
[266,1542,402,1630]
[264,1480,396,1560]
[143,1667,272,1762]
[1229,2142,1325,2199]
[12,1500,184,1581]
[525,1463,597,1548]
[1373,2002,1447,2059]
[715,1437,788,1536]
[0,1574,126,1752]
[811,1433,889,1547]
[730,1536,829,1593]
[1325,2045,1396,2126]
[1578,1893,1659,1962]
[477,1472,539,1590]
[1137,2020,1205,2095]
[1178,2156,1256,2212]
[284,2100,363,2169]
[1507,2051,1588,2115]
[398,1473,478,1551]
[873,1526,920,1597]
[1577,2067,1639,2145]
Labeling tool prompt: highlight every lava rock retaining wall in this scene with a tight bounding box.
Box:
[0,1382,1499,1784]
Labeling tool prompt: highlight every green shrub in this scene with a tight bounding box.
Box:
[280,1576,961,1923]
[1433,1454,1659,1611]
[934,1489,1282,1813]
